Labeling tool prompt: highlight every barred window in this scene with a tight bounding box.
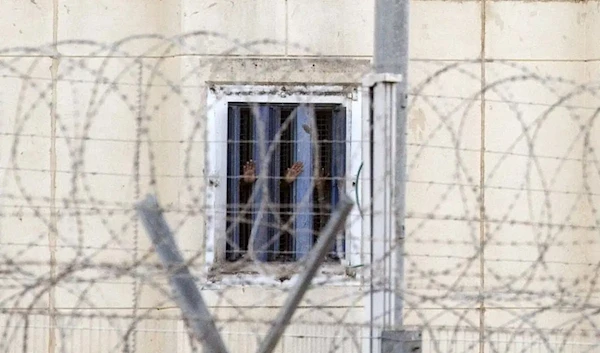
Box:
[225,103,346,262]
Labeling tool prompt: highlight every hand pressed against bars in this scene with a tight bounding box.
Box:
[242,160,329,187]
[240,157,333,257]
[284,161,304,184]
[242,160,257,184]
[242,160,305,185]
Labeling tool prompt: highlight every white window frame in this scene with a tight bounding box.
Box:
[205,84,363,272]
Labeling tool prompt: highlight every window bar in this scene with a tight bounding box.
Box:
[269,107,282,260]
[252,105,272,262]
[294,104,315,260]
[331,106,347,258]
[280,108,294,260]
[227,106,241,260]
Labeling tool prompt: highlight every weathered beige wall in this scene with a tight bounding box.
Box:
[1,0,599,352]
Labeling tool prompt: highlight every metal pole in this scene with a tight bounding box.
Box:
[256,196,354,353]
[135,195,229,353]
[374,0,410,328]
[374,0,409,75]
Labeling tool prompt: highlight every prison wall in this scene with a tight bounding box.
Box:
[1,0,599,352]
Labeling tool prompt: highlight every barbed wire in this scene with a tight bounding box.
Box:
[1,33,600,353]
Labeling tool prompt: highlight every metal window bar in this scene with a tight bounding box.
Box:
[278,107,295,261]
[252,105,275,262]
[226,106,241,260]
[331,106,347,258]
[314,109,332,240]
[314,107,346,259]
[239,108,253,255]
[267,106,282,261]
[226,106,254,261]
[226,103,346,262]
[293,104,315,260]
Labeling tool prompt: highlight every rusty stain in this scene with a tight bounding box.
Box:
[492,12,504,31]
[409,108,426,141]
[421,24,431,40]
[577,11,586,25]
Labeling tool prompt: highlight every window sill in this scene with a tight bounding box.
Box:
[206,260,361,287]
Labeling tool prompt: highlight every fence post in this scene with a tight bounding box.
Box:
[135,195,229,353]
[137,194,353,353]
[374,0,410,331]
[257,196,354,353]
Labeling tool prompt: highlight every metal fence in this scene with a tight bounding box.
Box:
[1,34,599,353]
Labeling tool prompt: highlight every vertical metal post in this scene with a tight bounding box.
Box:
[362,74,402,353]
[374,0,410,328]
[331,107,347,258]
[252,106,272,261]
[293,104,315,260]
[366,0,414,351]
[227,106,242,259]
[374,0,410,76]
[270,108,282,258]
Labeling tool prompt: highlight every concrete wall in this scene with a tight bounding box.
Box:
[1,0,599,352]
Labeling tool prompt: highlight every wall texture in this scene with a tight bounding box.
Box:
[1,0,599,352]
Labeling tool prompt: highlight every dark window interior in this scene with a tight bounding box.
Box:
[225,103,345,262]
